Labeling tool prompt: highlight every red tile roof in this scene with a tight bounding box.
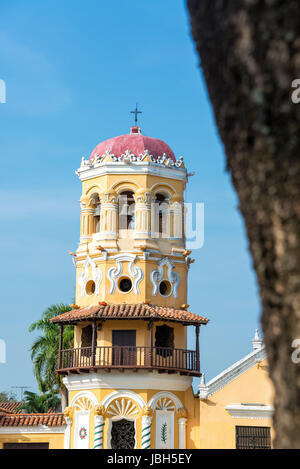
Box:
[0,413,65,427]
[50,303,209,326]
[0,402,23,414]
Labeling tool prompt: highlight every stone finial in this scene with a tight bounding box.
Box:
[94,405,106,417]
[141,405,153,417]
[200,373,206,386]
[252,329,264,351]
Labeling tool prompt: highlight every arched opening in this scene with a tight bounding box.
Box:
[153,193,169,238]
[119,191,135,231]
[91,193,101,233]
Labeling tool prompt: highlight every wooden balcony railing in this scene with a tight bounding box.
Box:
[57,346,200,376]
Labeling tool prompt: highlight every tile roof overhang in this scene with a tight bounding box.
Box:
[50,303,209,326]
[0,413,65,427]
[0,401,23,414]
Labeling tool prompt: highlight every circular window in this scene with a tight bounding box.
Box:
[118,277,132,293]
[86,280,96,295]
[159,280,172,297]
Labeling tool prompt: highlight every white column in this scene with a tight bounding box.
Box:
[64,417,72,449]
[142,415,152,449]
[94,414,105,449]
[172,203,183,239]
[178,417,187,449]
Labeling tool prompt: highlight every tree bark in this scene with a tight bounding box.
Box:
[59,387,68,412]
[187,0,300,448]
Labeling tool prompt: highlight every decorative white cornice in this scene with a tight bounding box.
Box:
[81,151,184,168]
[76,161,187,182]
[0,425,65,434]
[63,370,193,392]
[198,345,267,399]
[225,404,274,419]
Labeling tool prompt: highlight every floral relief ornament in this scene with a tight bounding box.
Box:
[79,426,88,440]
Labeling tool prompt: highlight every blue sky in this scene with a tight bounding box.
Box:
[0,0,261,397]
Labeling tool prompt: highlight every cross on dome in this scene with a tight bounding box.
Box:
[130,102,142,126]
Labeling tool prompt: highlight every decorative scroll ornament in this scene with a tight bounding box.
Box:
[63,406,73,424]
[141,406,153,417]
[78,256,102,297]
[74,396,94,411]
[106,398,139,418]
[177,407,187,419]
[107,254,143,294]
[79,151,185,169]
[94,405,106,417]
[150,257,180,298]
[155,397,176,412]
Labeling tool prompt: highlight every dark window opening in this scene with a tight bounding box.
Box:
[111,419,135,449]
[91,193,101,233]
[236,426,271,449]
[155,325,174,357]
[118,277,132,293]
[81,325,93,357]
[119,191,135,230]
[154,193,168,237]
[159,280,172,296]
[112,330,136,366]
[3,443,49,449]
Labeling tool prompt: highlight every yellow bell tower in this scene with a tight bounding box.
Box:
[51,124,208,450]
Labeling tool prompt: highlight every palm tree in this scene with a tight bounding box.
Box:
[29,303,74,410]
[18,391,60,413]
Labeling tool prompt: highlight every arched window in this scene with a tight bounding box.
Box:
[153,193,169,237]
[91,194,101,233]
[119,191,135,231]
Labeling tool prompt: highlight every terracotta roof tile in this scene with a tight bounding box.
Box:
[0,413,65,427]
[50,303,209,326]
[0,401,23,414]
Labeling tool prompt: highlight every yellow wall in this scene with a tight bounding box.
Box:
[191,358,275,449]
[0,432,64,449]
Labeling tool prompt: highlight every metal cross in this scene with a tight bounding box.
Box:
[130,102,142,125]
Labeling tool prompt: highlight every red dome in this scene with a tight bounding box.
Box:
[90,127,176,162]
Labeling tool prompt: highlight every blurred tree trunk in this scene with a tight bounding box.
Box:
[187,0,300,448]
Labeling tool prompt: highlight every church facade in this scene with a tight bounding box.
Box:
[0,126,274,449]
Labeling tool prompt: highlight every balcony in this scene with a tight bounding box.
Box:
[57,346,200,377]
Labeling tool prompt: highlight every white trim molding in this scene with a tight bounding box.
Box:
[0,425,65,435]
[148,391,183,412]
[150,257,180,298]
[78,255,102,297]
[225,404,274,419]
[101,390,146,411]
[70,390,99,408]
[107,253,143,294]
[198,345,266,399]
[76,160,187,183]
[63,370,192,392]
